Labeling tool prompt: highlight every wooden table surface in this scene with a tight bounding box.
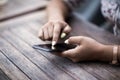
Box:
[0,0,120,80]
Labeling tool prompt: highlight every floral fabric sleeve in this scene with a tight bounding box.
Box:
[101,0,120,36]
[101,0,119,23]
[64,0,120,35]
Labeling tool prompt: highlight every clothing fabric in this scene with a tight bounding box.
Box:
[101,0,120,36]
[64,0,120,36]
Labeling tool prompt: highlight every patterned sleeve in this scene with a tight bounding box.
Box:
[101,0,120,36]
[101,0,120,23]
[63,0,84,10]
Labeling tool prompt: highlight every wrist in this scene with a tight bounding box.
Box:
[97,45,113,62]
[48,15,65,22]
[48,19,65,23]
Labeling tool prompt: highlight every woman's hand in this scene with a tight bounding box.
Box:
[60,36,113,62]
[38,20,71,45]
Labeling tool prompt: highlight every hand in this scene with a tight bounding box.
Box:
[38,20,71,45]
[60,36,107,62]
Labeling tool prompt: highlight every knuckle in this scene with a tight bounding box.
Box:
[44,22,53,28]
[56,21,63,24]
[48,22,54,26]
[56,21,67,27]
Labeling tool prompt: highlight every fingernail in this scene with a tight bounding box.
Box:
[51,45,56,50]
[52,41,56,46]
[61,33,66,38]
[64,39,69,44]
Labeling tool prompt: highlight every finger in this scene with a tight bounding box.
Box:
[65,36,82,45]
[38,23,50,40]
[60,48,77,57]
[38,28,44,40]
[61,25,71,38]
[48,23,54,39]
[52,23,62,45]
[63,25,72,34]
[43,27,50,40]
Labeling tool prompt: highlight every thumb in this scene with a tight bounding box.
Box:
[65,36,82,45]
[63,25,72,33]
[60,48,76,57]
[61,25,71,38]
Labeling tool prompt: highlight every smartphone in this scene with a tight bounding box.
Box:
[32,43,76,52]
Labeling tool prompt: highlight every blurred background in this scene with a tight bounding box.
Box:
[73,0,114,33]
[0,0,114,33]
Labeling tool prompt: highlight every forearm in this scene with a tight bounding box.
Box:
[47,0,69,21]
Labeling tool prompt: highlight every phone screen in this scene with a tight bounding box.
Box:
[32,43,76,52]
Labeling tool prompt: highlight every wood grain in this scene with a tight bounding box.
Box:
[0,38,51,80]
[26,22,120,80]
[0,9,120,80]
[0,10,46,31]
[1,29,75,80]
[10,24,98,80]
[0,51,29,80]
[25,19,120,80]
[0,0,48,21]
[0,68,11,80]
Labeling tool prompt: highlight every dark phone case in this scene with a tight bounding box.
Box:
[32,43,76,52]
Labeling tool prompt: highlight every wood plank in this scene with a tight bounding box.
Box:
[0,10,46,31]
[10,25,98,80]
[0,38,51,80]
[68,15,120,80]
[0,51,30,80]
[0,0,48,21]
[78,63,120,80]
[25,22,120,80]
[20,12,120,80]
[1,10,120,80]
[1,29,75,80]
[0,68,11,80]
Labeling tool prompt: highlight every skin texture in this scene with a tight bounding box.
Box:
[38,0,71,43]
[39,21,71,41]
[39,0,120,63]
[61,36,113,62]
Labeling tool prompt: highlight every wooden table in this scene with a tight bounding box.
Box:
[0,0,120,80]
